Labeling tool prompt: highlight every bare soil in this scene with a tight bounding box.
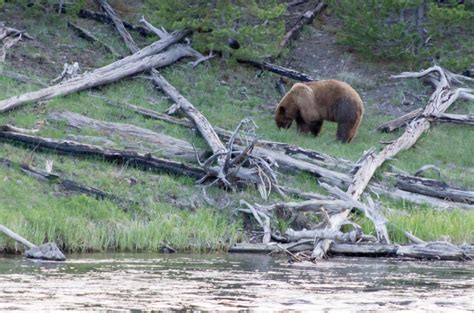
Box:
[281,5,426,116]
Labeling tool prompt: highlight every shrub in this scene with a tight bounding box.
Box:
[329,0,474,71]
[143,0,286,59]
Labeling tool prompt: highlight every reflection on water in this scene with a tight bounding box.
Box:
[0,253,473,311]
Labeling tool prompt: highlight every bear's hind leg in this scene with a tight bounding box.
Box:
[336,122,357,143]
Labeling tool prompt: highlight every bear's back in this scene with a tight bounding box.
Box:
[304,80,363,121]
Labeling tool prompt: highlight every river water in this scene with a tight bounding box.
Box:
[0,253,472,311]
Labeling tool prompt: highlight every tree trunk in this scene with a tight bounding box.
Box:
[0,30,192,113]
[48,111,201,162]
[279,1,327,48]
[0,130,205,179]
[236,59,316,82]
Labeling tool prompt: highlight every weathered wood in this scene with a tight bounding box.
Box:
[0,24,34,40]
[258,198,347,215]
[376,108,422,132]
[77,8,152,37]
[229,242,469,260]
[48,111,200,162]
[288,0,310,8]
[312,66,474,259]
[103,3,281,197]
[98,0,139,53]
[0,225,66,261]
[370,183,474,210]
[101,97,474,210]
[240,200,272,243]
[67,21,121,57]
[101,96,354,172]
[321,182,390,244]
[149,73,227,160]
[329,243,399,257]
[396,242,468,260]
[279,0,327,48]
[0,130,205,179]
[284,228,368,243]
[0,224,35,249]
[0,30,192,113]
[392,173,474,204]
[237,58,315,82]
[427,113,474,126]
[99,2,225,162]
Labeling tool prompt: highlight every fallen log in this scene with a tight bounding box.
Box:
[0,24,34,40]
[236,59,316,82]
[96,2,222,157]
[0,130,205,179]
[78,8,152,37]
[67,21,121,57]
[391,173,474,204]
[99,96,474,209]
[0,29,192,113]
[229,242,469,260]
[288,0,309,8]
[48,111,200,162]
[284,228,374,243]
[98,0,139,53]
[427,113,474,126]
[256,198,347,215]
[100,96,354,173]
[321,182,390,244]
[101,2,281,197]
[370,183,474,210]
[0,224,66,261]
[279,0,327,49]
[376,108,422,133]
[312,66,474,259]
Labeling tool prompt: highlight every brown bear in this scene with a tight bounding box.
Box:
[275,79,364,143]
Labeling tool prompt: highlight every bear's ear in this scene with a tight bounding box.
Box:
[278,106,286,115]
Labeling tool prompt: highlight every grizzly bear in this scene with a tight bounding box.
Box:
[275,80,364,143]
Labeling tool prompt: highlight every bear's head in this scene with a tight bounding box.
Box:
[275,83,312,129]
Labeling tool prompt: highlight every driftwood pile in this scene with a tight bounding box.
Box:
[0,1,473,262]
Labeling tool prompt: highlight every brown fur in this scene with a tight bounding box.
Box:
[275,80,364,143]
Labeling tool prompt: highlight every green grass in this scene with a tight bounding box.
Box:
[0,4,473,252]
[353,201,474,244]
[0,158,241,252]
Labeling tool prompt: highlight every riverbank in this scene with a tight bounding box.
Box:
[0,2,473,254]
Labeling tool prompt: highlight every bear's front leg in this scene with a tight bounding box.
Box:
[309,120,323,136]
[295,113,311,134]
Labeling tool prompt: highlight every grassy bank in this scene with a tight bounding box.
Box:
[0,3,473,253]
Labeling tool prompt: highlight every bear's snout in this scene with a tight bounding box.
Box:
[276,119,292,129]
